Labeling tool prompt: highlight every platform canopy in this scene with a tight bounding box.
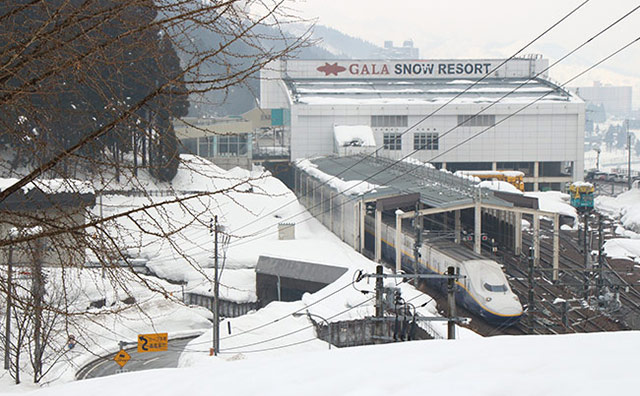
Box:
[306,155,513,209]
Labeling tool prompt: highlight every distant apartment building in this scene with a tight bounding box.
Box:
[571,81,632,117]
[373,40,420,59]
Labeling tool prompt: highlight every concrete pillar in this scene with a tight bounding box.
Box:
[329,192,333,232]
[533,213,540,266]
[454,210,461,244]
[474,204,482,254]
[553,213,560,282]
[534,161,540,192]
[360,200,366,253]
[515,212,522,255]
[375,207,382,263]
[320,184,324,223]
[353,202,359,251]
[492,162,497,171]
[341,196,345,241]
[396,212,402,273]
[442,162,447,170]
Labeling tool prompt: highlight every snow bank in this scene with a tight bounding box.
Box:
[604,239,640,263]
[596,189,640,234]
[22,332,640,396]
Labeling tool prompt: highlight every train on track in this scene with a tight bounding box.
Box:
[364,216,523,326]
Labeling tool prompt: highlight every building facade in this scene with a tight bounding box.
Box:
[260,56,585,191]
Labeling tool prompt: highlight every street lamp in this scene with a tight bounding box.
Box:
[292,310,332,349]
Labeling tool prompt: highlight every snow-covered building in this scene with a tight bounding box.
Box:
[260,56,585,191]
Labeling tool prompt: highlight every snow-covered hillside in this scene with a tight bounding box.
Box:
[21,331,640,396]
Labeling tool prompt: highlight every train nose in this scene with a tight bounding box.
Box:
[486,294,523,316]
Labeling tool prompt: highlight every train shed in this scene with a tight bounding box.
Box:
[295,155,565,280]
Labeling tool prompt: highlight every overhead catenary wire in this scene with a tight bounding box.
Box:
[224,7,640,251]
[223,0,593,239]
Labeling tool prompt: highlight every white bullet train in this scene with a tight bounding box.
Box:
[367,217,523,326]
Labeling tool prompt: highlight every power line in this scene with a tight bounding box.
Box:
[225,9,640,250]
[224,0,592,238]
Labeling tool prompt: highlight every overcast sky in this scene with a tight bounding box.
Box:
[290,0,640,106]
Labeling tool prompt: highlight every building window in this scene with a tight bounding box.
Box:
[414,132,439,150]
[198,136,214,157]
[372,115,408,128]
[383,133,402,150]
[458,114,496,127]
[218,134,248,157]
[180,138,198,155]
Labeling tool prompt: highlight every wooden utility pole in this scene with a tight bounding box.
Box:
[212,216,220,356]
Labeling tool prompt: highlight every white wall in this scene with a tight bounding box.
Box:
[291,102,584,177]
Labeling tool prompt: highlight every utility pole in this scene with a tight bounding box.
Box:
[412,202,422,285]
[528,247,536,333]
[596,214,604,307]
[447,266,456,340]
[583,213,590,299]
[375,265,383,317]
[4,242,13,370]
[211,216,220,356]
[627,119,632,191]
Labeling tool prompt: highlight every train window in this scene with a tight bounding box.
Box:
[483,283,508,292]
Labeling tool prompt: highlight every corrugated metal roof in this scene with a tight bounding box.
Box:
[288,78,579,105]
[308,155,512,209]
[256,256,348,285]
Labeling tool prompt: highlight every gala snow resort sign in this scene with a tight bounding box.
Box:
[316,61,493,77]
[282,59,542,79]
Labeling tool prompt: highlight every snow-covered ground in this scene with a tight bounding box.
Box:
[3,152,639,394]
[0,154,450,392]
[596,188,640,262]
[18,331,640,396]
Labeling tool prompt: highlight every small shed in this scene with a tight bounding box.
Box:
[256,255,348,306]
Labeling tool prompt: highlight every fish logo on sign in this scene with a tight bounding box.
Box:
[316,62,346,76]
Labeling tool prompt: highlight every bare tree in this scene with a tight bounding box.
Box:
[0,0,311,383]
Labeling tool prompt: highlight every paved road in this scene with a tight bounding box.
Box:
[76,336,198,380]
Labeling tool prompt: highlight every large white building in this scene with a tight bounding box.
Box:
[260,56,585,191]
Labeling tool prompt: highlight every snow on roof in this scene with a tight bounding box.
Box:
[333,125,376,147]
[289,78,581,106]
[0,178,94,195]
[457,170,524,178]
[571,181,594,188]
[296,158,380,195]
[479,180,523,194]
[525,191,578,222]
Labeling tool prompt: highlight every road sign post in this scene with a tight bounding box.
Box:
[137,333,168,353]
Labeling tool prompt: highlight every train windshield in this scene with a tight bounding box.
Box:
[483,283,508,292]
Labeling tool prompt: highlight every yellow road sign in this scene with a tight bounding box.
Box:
[137,332,168,353]
[114,349,131,368]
